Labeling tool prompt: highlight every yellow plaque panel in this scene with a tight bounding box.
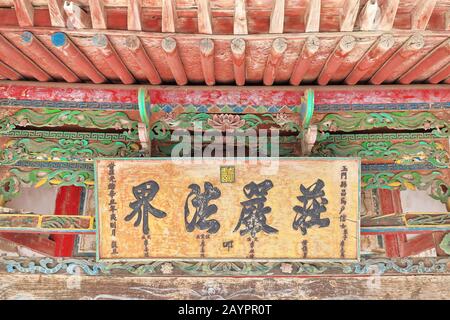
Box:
[95,158,360,261]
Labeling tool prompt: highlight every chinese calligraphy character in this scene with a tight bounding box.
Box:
[292,179,330,235]
[234,180,278,238]
[184,182,221,234]
[125,180,167,235]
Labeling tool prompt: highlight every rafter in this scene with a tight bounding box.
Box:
[200,38,215,86]
[234,0,248,35]
[269,0,285,34]
[231,38,246,86]
[162,0,177,33]
[411,0,437,30]
[197,0,212,34]
[378,0,399,31]
[64,1,92,29]
[162,37,188,85]
[304,0,321,32]
[127,0,142,31]
[428,63,450,84]
[263,37,287,86]
[0,60,22,80]
[48,0,65,27]
[357,0,381,31]
[340,0,360,32]
[89,0,107,30]
[13,0,34,27]
[290,36,320,85]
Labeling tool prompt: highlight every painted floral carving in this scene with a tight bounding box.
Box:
[160,262,174,274]
[207,114,245,130]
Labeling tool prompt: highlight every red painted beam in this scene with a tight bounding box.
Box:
[398,39,450,84]
[51,32,106,84]
[92,33,135,85]
[20,31,80,83]
[0,60,22,80]
[52,186,84,257]
[0,33,51,81]
[0,233,56,256]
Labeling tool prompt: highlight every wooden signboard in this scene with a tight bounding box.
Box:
[95,158,360,262]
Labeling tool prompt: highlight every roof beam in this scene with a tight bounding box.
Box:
[318,35,356,86]
[290,36,320,85]
[304,0,321,32]
[340,0,360,32]
[197,0,212,34]
[64,1,92,29]
[269,0,285,34]
[263,37,287,86]
[199,38,215,86]
[162,0,177,33]
[162,37,188,85]
[93,34,135,84]
[370,34,425,85]
[89,0,107,29]
[358,0,381,31]
[127,0,142,31]
[445,11,450,30]
[411,0,437,30]
[20,31,80,83]
[233,0,248,35]
[48,0,65,27]
[126,36,161,85]
[398,39,450,84]
[378,0,399,31]
[231,38,246,86]
[13,0,34,27]
[0,34,51,81]
[0,60,22,80]
[345,33,394,85]
[428,63,450,84]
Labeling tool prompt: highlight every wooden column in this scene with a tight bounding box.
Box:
[340,0,360,32]
[92,34,135,85]
[234,0,248,35]
[263,38,287,86]
[128,0,142,31]
[51,32,106,84]
[358,0,380,31]
[48,0,65,27]
[199,38,215,86]
[126,36,161,85]
[162,0,177,33]
[231,38,246,86]
[162,37,187,85]
[197,0,212,34]
[0,34,51,82]
[398,39,450,84]
[411,0,437,30]
[318,35,356,86]
[20,31,80,83]
[13,0,34,27]
[64,1,92,29]
[290,36,320,85]
[370,34,424,85]
[378,0,399,31]
[89,0,107,29]
[269,0,285,34]
[0,61,22,80]
[428,63,450,84]
[304,0,321,32]
[345,33,394,85]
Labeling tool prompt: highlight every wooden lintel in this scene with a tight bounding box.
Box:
[197,0,213,34]
[89,0,107,29]
[428,63,450,84]
[411,0,437,31]
[199,38,215,86]
[231,38,246,86]
[233,0,248,35]
[290,36,320,85]
[161,37,188,85]
[358,0,381,31]
[370,34,425,85]
[398,39,450,84]
[92,34,135,84]
[127,0,142,31]
[64,1,92,29]
[345,33,394,85]
[340,0,360,32]
[13,0,34,27]
[304,0,321,32]
[378,0,399,31]
[0,60,22,80]
[162,0,177,33]
[269,0,285,34]
[48,0,66,27]
[126,35,161,84]
[263,37,287,86]
[318,35,356,86]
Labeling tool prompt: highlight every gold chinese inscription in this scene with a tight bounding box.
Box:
[96,158,360,261]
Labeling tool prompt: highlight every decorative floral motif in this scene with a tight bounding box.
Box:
[280,263,293,274]
[207,114,246,130]
[160,262,174,274]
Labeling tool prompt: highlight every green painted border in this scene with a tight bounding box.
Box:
[138,87,151,127]
[93,156,361,264]
[300,89,314,129]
